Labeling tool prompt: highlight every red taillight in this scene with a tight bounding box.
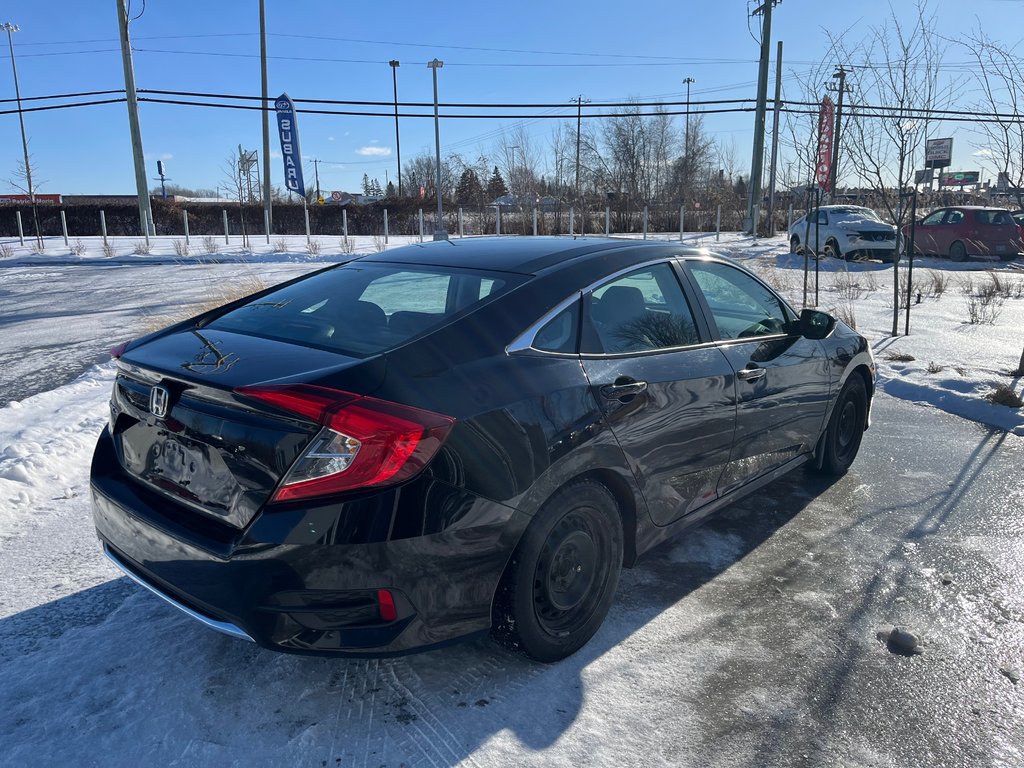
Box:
[377,589,397,622]
[235,385,454,502]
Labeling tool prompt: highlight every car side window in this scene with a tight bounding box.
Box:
[944,210,965,225]
[532,300,579,354]
[582,263,700,354]
[921,211,945,226]
[688,261,791,340]
[817,210,829,225]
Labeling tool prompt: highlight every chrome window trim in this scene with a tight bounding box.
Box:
[103,544,256,643]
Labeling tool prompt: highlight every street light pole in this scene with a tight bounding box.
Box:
[683,76,695,207]
[390,60,402,197]
[1,22,41,248]
[427,59,447,240]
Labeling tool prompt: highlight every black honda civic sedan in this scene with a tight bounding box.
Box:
[91,237,875,662]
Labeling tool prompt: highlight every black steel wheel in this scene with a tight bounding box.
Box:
[949,241,967,262]
[814,374,867,476]
[824,238,842,260]
[492,480,623,662]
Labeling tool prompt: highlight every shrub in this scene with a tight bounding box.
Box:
[306,239,321,256]
[101,241,116,258]
[985,385,1023,408]
[926,361,943,374]
[132,240,151,255]
[0,242,13,258]
[373,235,387,253]
[70,238,88,256]
[340,237,355,255]
[273,238,289,253]
[172,239,190,257]
[202,236,219,255]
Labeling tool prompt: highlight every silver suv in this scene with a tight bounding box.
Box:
[789,205,899,262]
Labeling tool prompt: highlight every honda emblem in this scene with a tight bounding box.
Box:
[149,385,170,418]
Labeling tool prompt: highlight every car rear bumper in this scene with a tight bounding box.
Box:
[91,428,530,656]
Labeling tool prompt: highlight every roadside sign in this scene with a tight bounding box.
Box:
[914,168,934,184]
[939,170,980,187]
[331,190,343,202]
[275,93,306,196]
[815,96,835,191]
[925,138,953,169]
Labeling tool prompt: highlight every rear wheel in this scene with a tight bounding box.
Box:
[949,241,967,261]
[814,374,867,476]
[790,236,801,254]
[492,480,623,663]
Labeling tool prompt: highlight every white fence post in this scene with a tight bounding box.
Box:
[458,207,464,238]
[223,209,230,244]
[143,211,150,247]
[569,206,574,236]
[680,206,685,241]
[533,206,538,236]
[16,210,24,245]
[60,210,69,247]
[605,206,610,236]
[384,208,389,244]
[343,208,348,245]
[643,206,649,239]
[264,210,270,245]
[418,209,424,242]
[183,210,190,245]
[100,210,107,247]
[716,205,722,241]
[496,206,502,235]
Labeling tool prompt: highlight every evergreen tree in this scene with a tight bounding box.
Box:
[455,168,484,204]
[385,180,396,198]
[361,173,372,196]
[486,166,508,201]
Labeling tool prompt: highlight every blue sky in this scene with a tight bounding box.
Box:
[0,0,1021,196]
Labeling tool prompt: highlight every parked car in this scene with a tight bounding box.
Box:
[906,206,1022,261]
[91,237,875,662]
[789,205,899,261]
[1011,210,1024,245]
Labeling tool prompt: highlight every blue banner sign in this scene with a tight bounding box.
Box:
[275,93,305,196]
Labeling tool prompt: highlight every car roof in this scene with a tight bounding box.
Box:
[357,236,706,275]
[932,206,1008,211]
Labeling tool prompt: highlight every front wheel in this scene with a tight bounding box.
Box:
[814,374,867,475]
[492,480,623,662]
[949,241,967,261]
[790,236,801,254]
[823,238,842,260]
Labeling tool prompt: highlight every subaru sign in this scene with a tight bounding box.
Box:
[275,93,306,196]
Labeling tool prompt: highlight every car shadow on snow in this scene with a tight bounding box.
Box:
[0,470,840,766]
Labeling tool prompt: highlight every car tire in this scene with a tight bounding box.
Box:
[824,238,842,260]
[949,241,967,261]
[790,236,801,254]
[814,374,867,476]
[492,479,623,663]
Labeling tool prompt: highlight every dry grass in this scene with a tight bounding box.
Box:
[926,361,944,374]
[70,238,88,256]
[884,351,916,363]
[340,237,355,255]
[202,236,219,255]
[172,239,190,257]
[0,242,13,258]
[273,238,289,253]
[101,242,116,258]
[306,239,322,256]
[373,235,387,253]
[985,385,1024,408]
[132,240,151,255]
[138,274,269,334]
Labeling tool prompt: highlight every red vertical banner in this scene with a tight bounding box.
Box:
[816,96,835,191]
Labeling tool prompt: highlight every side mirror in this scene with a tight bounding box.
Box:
[798,308,836,340]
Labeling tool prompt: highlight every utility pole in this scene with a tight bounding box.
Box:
[766,41,783,237]
[313,158,321,200]
[683,77,696,207]
[828,65,850,197]
[259,0,273,234]
[1,22,41,248]
[746,0,780,236]
[571,95,590,202]
[115,0,154,237]
[389,60,402,196]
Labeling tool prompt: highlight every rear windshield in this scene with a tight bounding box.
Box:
[977,210,1013,225]
[206,262,520,357]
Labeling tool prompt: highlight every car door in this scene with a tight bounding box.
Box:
[578,261,737,527]
[681,259,832,496]
[939,208,966,255]
[915,209,946,254]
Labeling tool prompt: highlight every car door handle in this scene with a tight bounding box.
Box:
[737,366,766,382]
[600,379,648,399]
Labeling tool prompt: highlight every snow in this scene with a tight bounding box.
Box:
[0,231,1023,765]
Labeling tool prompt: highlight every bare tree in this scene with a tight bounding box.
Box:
[962,29,1024,208]
[7,153,44,249]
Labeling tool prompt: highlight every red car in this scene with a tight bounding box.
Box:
[906,206,1021,261]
